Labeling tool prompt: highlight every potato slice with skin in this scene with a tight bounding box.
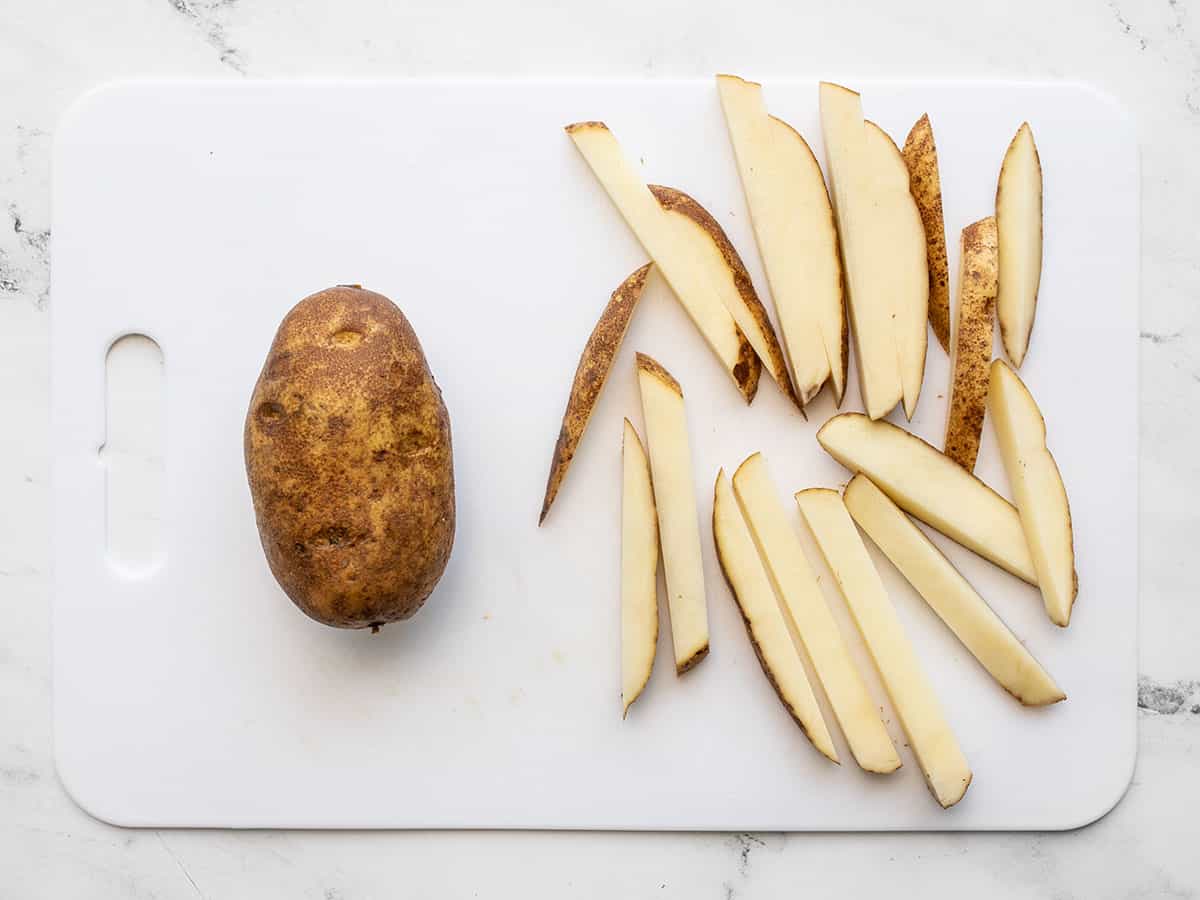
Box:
[988,360,1077,627]
[944,216,999,471]
[716,73,847,407]
[733,453,900,774]
[540,263,652,525]
[621,419,658,716]
[863,120,929,421]
[902,114,951,354]
[796,487,972,807]
[820,83,902,420]
[650,184,800,410]
[636,354,709,672]
[819,82,928,420]
[842,475,1065,706]
[713,470,838,762]
[817,413,1037,584]
[566,122,760,402]
[996,123,1043,368]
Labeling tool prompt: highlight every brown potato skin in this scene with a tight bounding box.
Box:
[245,286,455,630]
[902,114,951,354]
[539,263,652,525]
[945,217,999,471]
[649,184,795,411]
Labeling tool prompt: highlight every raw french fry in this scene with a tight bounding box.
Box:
[902,113,951,354]
[713,469,837,761]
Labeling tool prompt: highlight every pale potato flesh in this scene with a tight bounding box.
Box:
[566,123,759,401]
[621,419,659,716]
[636,354,710,671]
[713,470,838,761]
[995,123,1043,368]
[988,361,1077,627]
[817,413,1038,584]
[902,113,951,354]
[651,184,798,408]
[863,121,929,420]
[944,216,999,472]
[820,83,903,420]
[717,74,846,406]
[733,453,900,774]
[797,488,972,807]
[843,475,1065,706]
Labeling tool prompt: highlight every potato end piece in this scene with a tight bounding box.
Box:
[944,216,998,472]
[649,184,798,410]
[539,262,653,525]
[902,113,951,354]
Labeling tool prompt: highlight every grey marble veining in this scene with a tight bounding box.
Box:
[1,0,1198,896]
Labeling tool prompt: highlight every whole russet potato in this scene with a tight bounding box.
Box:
[245,285,455,630]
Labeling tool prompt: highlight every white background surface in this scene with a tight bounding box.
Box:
[2,0,1198,895]
[50,79,1136,831]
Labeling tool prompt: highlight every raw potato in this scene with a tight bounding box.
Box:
[819,83,928,420]
[843,475,1065,706]
[733,454,900,774]
[539,262,652,525]
[996,123,1043,367]
[621,418,658,716]
[864,120,929,420]
[650,184,800,409]
[817,413,1037,584]
[245,286,455,630]
[988,360,1078,627]
[636,353,710,673]
[796,488,972,808]
[902,114,951,354]
[944,216,999,471]
[712,470,838,762]
[566,122,761,402]
[716,73,847,407]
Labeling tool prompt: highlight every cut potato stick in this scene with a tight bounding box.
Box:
[817,413,1037,584]
[842,475,1065,706]
[863,120,929,421]
[540,262,652,524]
[996,123,1043,368]
[621,419,658,716]
[636,353,709,672]
[902,113,951,354]
[716,73,847,407]
[796,487,972,808]
[944,216,999,472]
[566,122,760,401]
[650,184,800,409]
[733,453,900,774]
[988,360,1077,627]
[713,469,837,761]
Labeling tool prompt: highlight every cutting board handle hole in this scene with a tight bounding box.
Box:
[101,334,166,578]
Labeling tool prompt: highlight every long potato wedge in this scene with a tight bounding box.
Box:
[902,113,951,354]
[650,184,800,410]
[539,262,652,524]
[944,216,999,471]
[713,469,837,761]
[566,122,760,401]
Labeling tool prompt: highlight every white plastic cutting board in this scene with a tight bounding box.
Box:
[51,79,1138,830]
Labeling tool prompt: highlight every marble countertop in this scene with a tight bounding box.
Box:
[1,0,1197,896]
